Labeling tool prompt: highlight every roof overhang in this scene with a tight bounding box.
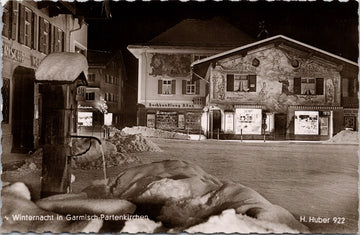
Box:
[35,52,88,86]
[191,35,358,81]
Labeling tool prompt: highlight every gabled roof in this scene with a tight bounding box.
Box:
[192,35,358,67]
[191,35,358,80]
[146,17,254,47]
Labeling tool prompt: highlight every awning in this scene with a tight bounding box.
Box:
[35,52,88,85]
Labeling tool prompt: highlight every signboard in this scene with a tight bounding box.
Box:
[147,114,156,128]
[234,109,262,134]
[224,112,234,133]
[78,112,93,126]
[294,111,319,135]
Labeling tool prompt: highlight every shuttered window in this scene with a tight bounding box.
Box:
[315,78,324,95]
[18,4,33,47]
[11,1,17,40]
[226,74,256,92]
[52,26,64,52]
[294,77,324,95]
[2,2,11,38]
[39,17,51,54]
[159,80,176,95]
[226,74,234,91]
[294,77,301,94]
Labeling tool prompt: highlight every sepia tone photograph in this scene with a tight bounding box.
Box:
[0,0,358,233]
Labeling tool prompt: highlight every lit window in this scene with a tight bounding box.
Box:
[226,74,257,92]
[162,80,172,95]
[294,77,323,95]
[86,92,95,100]
[186,81,196,94]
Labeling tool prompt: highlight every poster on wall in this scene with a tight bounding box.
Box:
[147,114,156,128]
[320,116,329,136]
[294,111,319,135]
[186,112,202,131]
[78,112,93,126]
[234,109,262,134]
[178,114,185,129]
[224,112,234,133]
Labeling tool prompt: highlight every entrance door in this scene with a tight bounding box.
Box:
[274,114,287,140]
[212,110,221,138]
[12,67,35,152]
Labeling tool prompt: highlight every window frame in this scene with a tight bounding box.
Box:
[226,73,257,92]
[294,77,324,95]
[186,80,196,95]
[162,79,173,95]
[85,92,95,100]
[24,7,32,47]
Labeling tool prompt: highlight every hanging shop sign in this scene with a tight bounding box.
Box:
[294,111,319,135]
[234,108,262,135]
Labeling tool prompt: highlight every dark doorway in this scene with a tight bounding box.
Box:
[274,113,287,140]
[12,67,35,152]
[212,110,221,138]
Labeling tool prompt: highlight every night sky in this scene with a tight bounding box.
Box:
[81,1,359,124]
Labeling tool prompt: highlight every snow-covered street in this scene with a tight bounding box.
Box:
[2,138,358,233]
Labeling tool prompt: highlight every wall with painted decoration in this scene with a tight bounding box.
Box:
[210,44,341,114]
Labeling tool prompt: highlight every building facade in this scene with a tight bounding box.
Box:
[192,35,358,140]
[1,0,88,153]
[77,50,126,133]
[128,18,254,133]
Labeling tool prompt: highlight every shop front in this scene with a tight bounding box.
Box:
[287,105,343,140]
[140,102,204,134]
[1,40,45,153]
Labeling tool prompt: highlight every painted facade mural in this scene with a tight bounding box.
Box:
[210,46,341,114]
[199,41,353,140]
[149,53,191,77]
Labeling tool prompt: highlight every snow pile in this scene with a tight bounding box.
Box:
[71,139,140,170]
[82,160,309,233]
[8,149,43,175]
[121,126,190,140]
[108,130,162,153]
[328,130,359,144]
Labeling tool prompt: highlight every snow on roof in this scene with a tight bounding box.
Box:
[147,17,254,47]
[35,52,88,83]
[192,35,358,67]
